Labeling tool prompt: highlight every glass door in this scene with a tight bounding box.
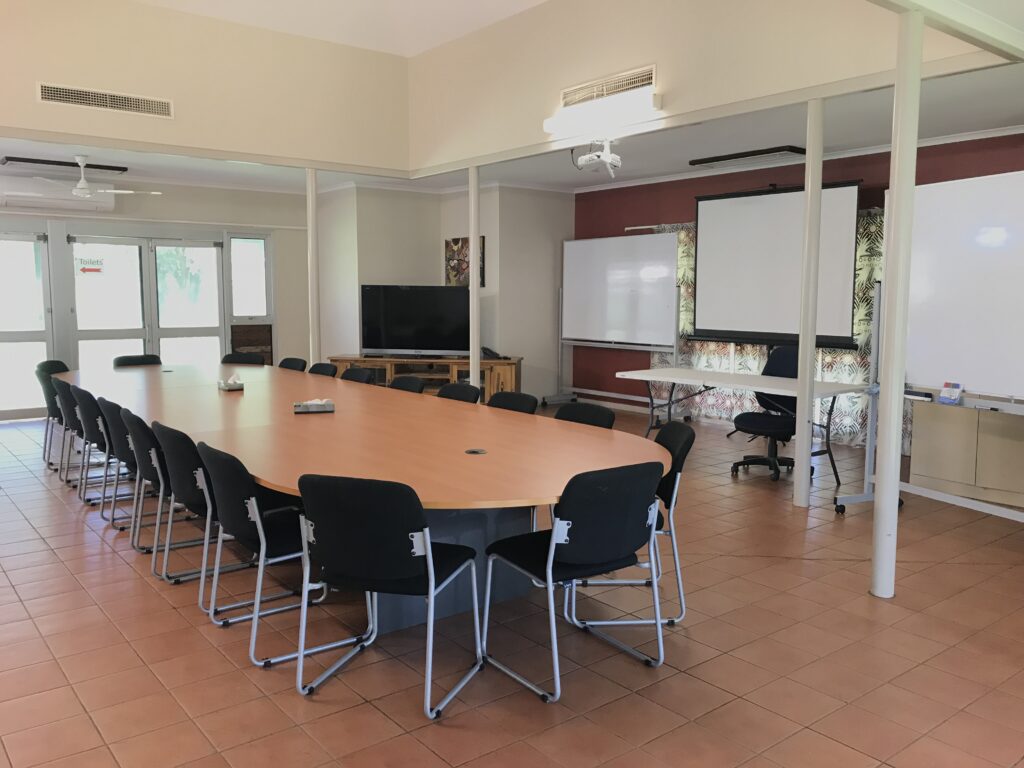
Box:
[152,241,224,365]
[0,234,52,417]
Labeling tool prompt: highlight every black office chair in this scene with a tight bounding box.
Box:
[438,382,481,403]
[51,378,85,485]
[554,402,615,429]
[390,375,426,394]
[35,360,69,467]
[731,346,799,481]
[310,363,340,378]
[70,385,116,507]
[122,408,173,555]
[482,462,665,703]
[337,365,369,382]
[295,475,482,718]
[113,354,162,367]
[222,352,265,365]
[278,357,307,372]
[96,397,138,529]
[571,421,695,627]
[488,391,538,414]
[196,443,312,665]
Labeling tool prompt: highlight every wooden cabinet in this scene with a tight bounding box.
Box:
[327,354,521,401]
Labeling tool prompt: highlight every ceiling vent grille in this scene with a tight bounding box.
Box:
[561,67,655,108]
[39,84,173,118]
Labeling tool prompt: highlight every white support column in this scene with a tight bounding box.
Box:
[468,166,481,388]
[872,10,924,599]
[793,98,825,509]
[305,168,321,364]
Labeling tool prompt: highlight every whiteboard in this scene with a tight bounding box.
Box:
[694,185,858,342]
[562,232,677,347]
[906,170,1024,397]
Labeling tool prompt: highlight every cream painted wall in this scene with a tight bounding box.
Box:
[316,188,360,356]
[355,188,442,285]
[269,229,310,361]
[407,0,991,171]
[440,188,500,349]
[2,0,408,172]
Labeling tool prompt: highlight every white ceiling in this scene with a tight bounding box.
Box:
[129,0,548,57]
[1,63,1022,197]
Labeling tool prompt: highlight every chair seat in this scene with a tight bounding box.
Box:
[734,411,795,441]
[322,542,475,597]
[486,531,638,583]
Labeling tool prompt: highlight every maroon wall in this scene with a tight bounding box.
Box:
[572,134,1024,397]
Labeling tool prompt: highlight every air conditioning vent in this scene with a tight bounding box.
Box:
[561,67,655,109]
[39,84,173,118]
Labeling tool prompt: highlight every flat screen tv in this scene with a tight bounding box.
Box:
[361,285,470,356]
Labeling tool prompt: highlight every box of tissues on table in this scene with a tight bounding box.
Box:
[294,398,335,414]
[217,374,244,391]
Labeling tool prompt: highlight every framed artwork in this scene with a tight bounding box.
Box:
[444,236,485,287]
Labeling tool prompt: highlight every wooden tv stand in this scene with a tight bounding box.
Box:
[328,354,521,398]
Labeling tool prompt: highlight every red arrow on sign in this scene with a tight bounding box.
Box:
[79,267,102,273]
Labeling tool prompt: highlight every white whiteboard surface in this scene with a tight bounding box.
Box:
[562,232,677,347]
[906,171,1024,398]
[695,185,858,340]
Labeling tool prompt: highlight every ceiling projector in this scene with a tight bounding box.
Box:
[575,139,621,178]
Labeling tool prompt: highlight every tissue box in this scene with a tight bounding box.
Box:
[294,400,335,414]
[217,380,244,391]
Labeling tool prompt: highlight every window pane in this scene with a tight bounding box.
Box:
[156,246,220,328]
[0,341,48,411]
[73,244,143,330]
[0,240,45,332]
[159,336,221,365]
[78,338,144,371]
[230,238,267,317]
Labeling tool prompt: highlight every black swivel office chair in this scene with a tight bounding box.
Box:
[295,475,482,719]
[337,365,369,382]
[482,462,665,703]
[222,352,265,365]
[35,360,69,467]
[390,375,426,393]
[113,354,162,367]
[278,357,307,372]
[554,402,615,429]
[488,391,538,414]
[438,382,481,403]
[96,397,138,530]
[731,345,799,481]
[311,362,340,378]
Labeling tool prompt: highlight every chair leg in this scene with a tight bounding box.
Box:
[424,560,483,719]
[297,591,377,694]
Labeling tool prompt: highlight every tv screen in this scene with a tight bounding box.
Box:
[361,285,470,355]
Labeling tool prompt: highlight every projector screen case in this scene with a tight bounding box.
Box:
[692,182,859,348]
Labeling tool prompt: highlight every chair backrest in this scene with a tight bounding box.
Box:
[298,475,429,583]
[438,382,480,403]
[654,421,696,507]
[278,357,307,372]
[553,462,663,565]
[151,421,210,515]
[337,365,369,382]
[554,402,615,429]
[113,354,161,368]
[222,352,265,365]
[35,361,68,421]
[51,378,83,435]
[389,375,425,394]
[70,385,106,450]
[196,442,262,543]
[310,362,339,377]
[121,408,167,486]
[97,397,136,467]
[487,391,538,414]
[757,345,798,415]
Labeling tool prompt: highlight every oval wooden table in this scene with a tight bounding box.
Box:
[57,364,669,629]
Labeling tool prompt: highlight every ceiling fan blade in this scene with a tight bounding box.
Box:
[93,189,163,195]
[2,191,45,197]
[32,176,67,187]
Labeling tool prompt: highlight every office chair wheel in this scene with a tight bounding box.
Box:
[730,465,739,476]
[770,470,781,481]
[835,504,846,514]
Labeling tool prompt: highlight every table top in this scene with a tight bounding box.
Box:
[616,367,868,399]
[57,365,668,509]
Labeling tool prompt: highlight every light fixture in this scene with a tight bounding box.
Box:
[543,85,662,139]
[689,146,805,168]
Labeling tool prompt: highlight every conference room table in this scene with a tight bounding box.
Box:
[57,363,669,630]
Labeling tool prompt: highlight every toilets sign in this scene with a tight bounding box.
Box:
[76,257,103,274]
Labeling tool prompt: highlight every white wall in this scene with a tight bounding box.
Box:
[355,188,442,285]
[316,188,359,356]
[440,188,500,349]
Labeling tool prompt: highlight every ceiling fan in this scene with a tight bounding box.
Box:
[2,155,162,199]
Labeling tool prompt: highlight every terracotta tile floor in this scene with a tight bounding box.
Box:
[1,412,1023,768]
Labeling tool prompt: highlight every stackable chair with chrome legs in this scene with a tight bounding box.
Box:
[96,397,141,530]
[482,462,664,703]
[70,385,126,507]
[35,360,69,468]
[121,408,172,554]
[196,442,320,665]
[295,474,482,719]
[50,378,93,488]
[569,421,695,627]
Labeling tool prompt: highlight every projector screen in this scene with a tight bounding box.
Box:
[906,170,1024,398]
[694,184,859,346]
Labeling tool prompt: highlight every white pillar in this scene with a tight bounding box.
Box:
[305,168,321,364]
[872,10,924,599]
[468,166,481,388]
[793,98,825,508]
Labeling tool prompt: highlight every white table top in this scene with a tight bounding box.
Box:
[616,367,868,399]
